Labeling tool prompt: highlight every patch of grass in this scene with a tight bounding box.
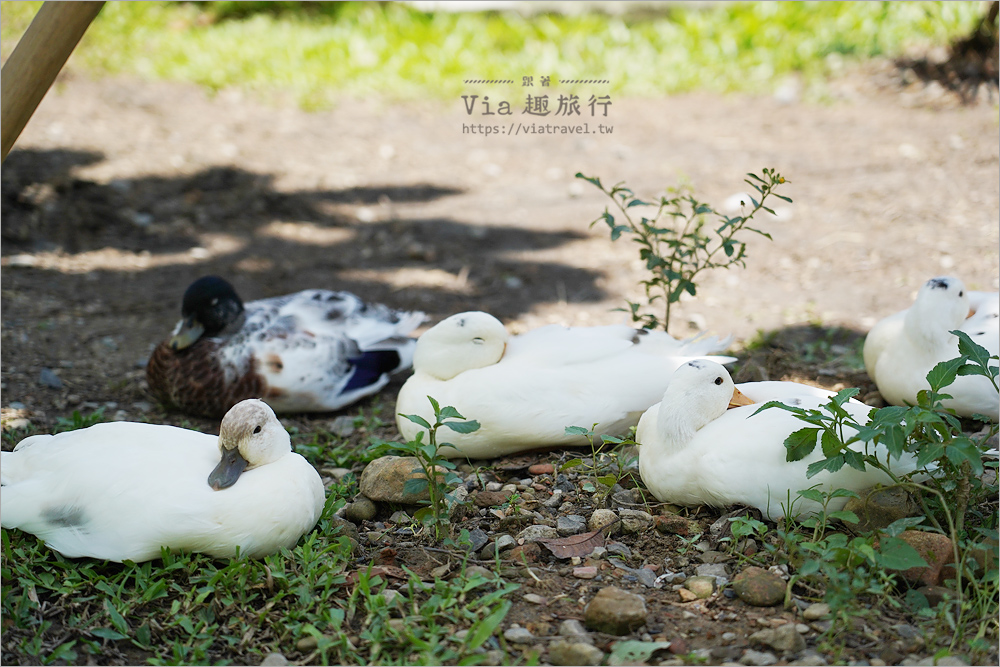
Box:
[0,1,984,108]
[755,331,1000,656]
[52,407,106,433]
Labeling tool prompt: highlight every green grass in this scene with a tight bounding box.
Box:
[1,412,518,666]
[0,1,984,108]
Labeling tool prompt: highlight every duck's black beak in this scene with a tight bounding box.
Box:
[208,447,249,490]
[170,316,205,350]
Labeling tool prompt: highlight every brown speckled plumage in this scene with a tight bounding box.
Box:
[146,340,269,418]
[147,278,424,417]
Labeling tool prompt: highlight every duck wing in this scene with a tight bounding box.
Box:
[227,290,424,412]
[506,323,732,367]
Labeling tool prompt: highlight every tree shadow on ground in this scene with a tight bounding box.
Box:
[1,148,605,322]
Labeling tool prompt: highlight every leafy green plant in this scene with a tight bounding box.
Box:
[53,408,106,433]
[760,330,998,535]
[379,396,479,540]
[759,330,999,649]
[561,425,636,502]
[578,168,790,332]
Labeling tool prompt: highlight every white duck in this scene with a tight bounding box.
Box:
[395,311,735,459]
[863,276,999,421]
[0,400,325,562]
[146,276,425,418]
[636,360,923,521]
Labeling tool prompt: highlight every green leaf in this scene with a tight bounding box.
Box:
[560,458,584,471]
[401,413,432,430]
[820,429,843,458]
[945,438,985,474]
[797,559,821,576]
[878,536,929,571]
[438,405,465,421]
[827,510,859,524]
[427,395,441,414]
[926,357,965,392]
[832,387,861,406]
[806,454,845,478]
[565,425,591,436]
[883,516,926,538]
[575,173,602,189]
[104,600,130,635]
[878,424,907,460]
[465,600,511,649]
[90,627,128,641]
[954,329,993,368]
[444,420,481,434]
[796,488,826,504]
[403,478,429,495]
[784,427,820,462]
[842,449,867,472]
[597,474,617,488]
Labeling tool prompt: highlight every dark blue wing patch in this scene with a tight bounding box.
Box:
[343,350,402,393]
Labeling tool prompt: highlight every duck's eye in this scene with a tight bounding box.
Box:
[472,337,485,345]
[959,290,964,297]
[253,425,262,434]
[714,377,724,385]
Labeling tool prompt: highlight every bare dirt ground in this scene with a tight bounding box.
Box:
[1,57,998,666]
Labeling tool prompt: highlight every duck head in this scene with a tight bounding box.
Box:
[655,360,750,449]
[208,399,291,490]
[905,276,970,347]
[170,276,245,350]
[412,311,509,380]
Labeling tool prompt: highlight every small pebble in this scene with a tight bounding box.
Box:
[39,368,62,389]
[295,636,318,652]
[573,566,599,579]
[503,624,535,644]
[328,415,356,438]
[558,619,590,639]
[802,602,830,620]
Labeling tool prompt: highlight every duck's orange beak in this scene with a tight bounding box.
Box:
[968,307,976,319]
[728,387,754,409]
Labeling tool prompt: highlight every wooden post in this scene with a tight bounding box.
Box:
[1,1,105,161]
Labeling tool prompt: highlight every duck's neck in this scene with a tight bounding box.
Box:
[904,307,955,354]
[654,399,704,455]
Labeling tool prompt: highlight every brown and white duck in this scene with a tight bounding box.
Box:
[147,276,424,417]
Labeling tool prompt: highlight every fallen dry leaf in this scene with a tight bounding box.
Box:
[536,519,621,559]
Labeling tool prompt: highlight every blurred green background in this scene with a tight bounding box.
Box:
[0,1,985,108]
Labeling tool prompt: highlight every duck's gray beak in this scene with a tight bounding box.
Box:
[208,447,248,490]
[170,316,205,350]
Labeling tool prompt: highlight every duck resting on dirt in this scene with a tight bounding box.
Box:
[636,360,924,521]
[0,399,325,562]
[146,276,425,418]
[863,276,999,421]
[395,311,735,459]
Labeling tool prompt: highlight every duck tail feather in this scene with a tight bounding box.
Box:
[394,311,427,336]
[677,332,734,356]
